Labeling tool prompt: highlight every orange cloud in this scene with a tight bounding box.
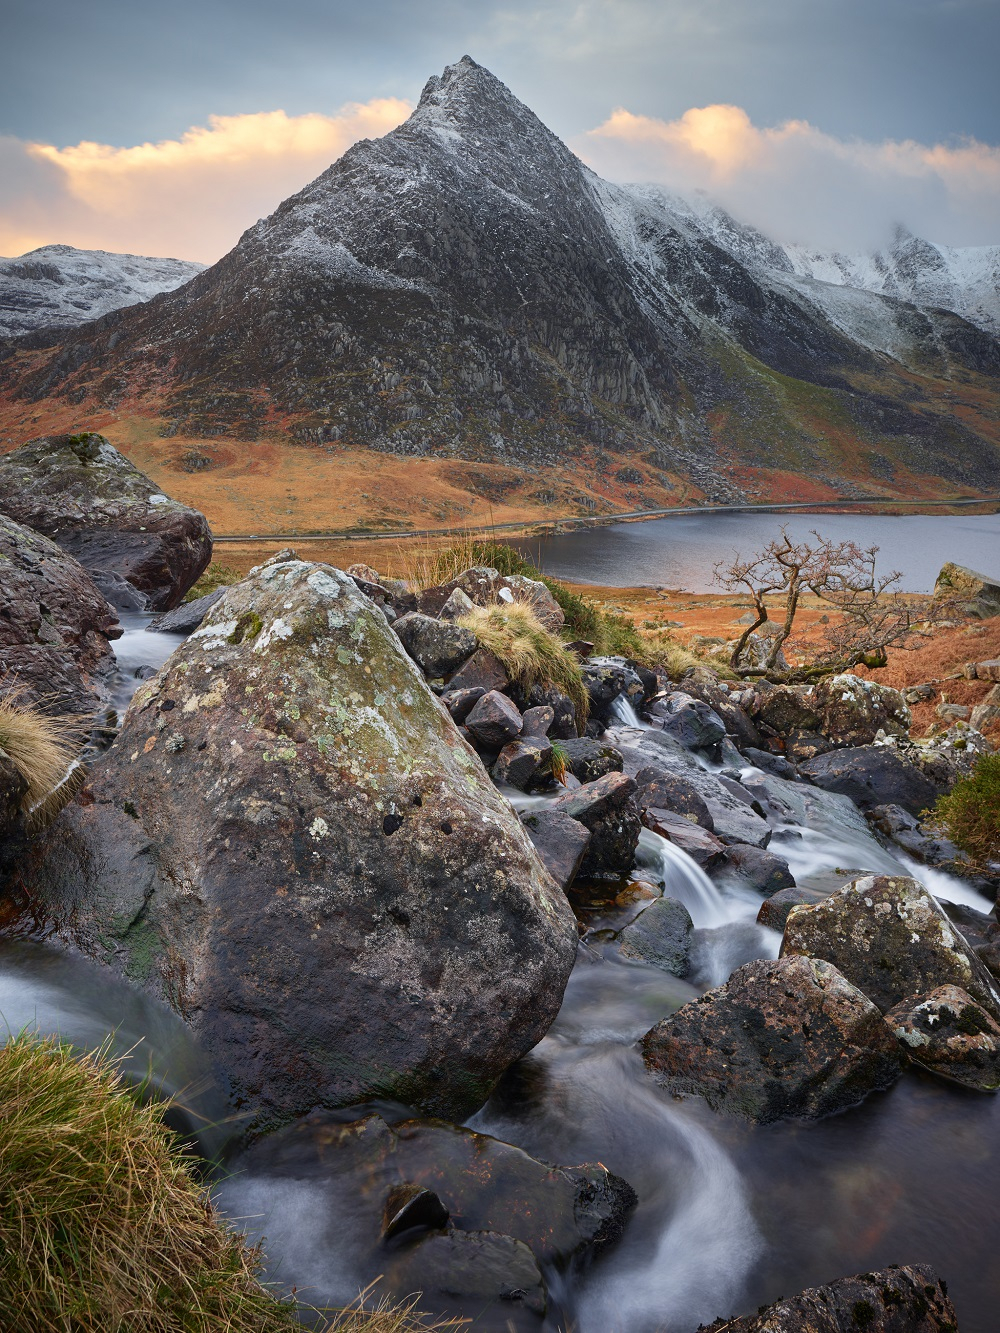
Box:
[579,106,1000,249]
[1,100,411,263]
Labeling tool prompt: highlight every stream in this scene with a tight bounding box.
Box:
[3,617,999,1331]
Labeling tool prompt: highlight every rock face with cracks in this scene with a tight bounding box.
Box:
[642,954,902,1124]
[13,559,578,1131]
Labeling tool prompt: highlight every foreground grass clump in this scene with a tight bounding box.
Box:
[933,752,1000,867]
[458,601,590,727]
[0,1034,299,1333]
[0,691,83,829]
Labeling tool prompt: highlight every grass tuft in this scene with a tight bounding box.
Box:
[458,602,589,729]
[183,562,243,603]
[0,690,85,830]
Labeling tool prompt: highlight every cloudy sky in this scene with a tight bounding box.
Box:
[2,0,998,262]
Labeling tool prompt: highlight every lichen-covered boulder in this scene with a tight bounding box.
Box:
[0,513,120,714]
[698,1263,957,1332]
[782,874,1000,1020]
[13,559,577,1130]
[392,610,478,677]
[934,560,1000,618]
[809,673,911,746]
[0,433,211,609]
[885,985,1000,1091]
[642,955,902,1123]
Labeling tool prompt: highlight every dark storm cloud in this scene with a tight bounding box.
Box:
[3,0,999,148]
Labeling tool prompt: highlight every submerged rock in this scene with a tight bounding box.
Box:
[617,896,693,975]
[782,874,1000,1020]
[698,1262,957,1332]
[0,433,212,609]
[885,985,1000,1091]
[14,559,577,1130]
[0,512,120,715]
[642,955,902,1124]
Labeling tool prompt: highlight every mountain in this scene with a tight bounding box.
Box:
[0,245,204,338]
[1,57,998,509]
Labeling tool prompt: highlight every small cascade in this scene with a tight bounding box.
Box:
[609,692,644,727]
[108,611,185,716]
[634,827,731,928]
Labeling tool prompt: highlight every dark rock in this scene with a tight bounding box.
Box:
[349,574,405,618]
[511,681,578,739]
[146,589,224,635]
[560,738,624,784]
[386,1229,547,1328]
[446,646,510,694]
[799,746,942,815]
[381,1181,450,1240]
[0,750,27,844]
[743,747,801,781]
[581,659,637,718]
[867,803,966,867]
[520,809,591,892]
[642,810,727,871]
[551,771,641,879]
[636,769,713,829]
[642,955,902,1124]
[647,691,727,751]
[716,774,767,817]
[723,844,795,897]
[753,684,821,737]
[756,886,829,932]
[440,686,487,724]
[785,731,837,762]
[0,513,120,715]
[91,569,149,610]
[0,433,212,610]
[782,874,1000,1019]
[934,560,1000,618]
[437,586,476,621]
[493,737,552,791]
[618,896,693,975]
[520,705,553,737]
[466,690,523,748]
[885,985,1000,1091]
[680,680,761,750]
[393,611,478,677]
[13,560,577,1130]
[565,639,595,659]
[697,1263,957,1332]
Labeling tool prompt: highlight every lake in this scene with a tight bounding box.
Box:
[515,511,1000,593]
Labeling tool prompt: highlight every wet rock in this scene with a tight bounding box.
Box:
[743,747,802,781]
[14,560,577,1130]
[560,738,624,784]
[680,680,761,750]
[146,588,224,635]
[0,433,212,610]
[697,1262,957,1332]
[647,691,727,751]
[0,751,27,845]
[0,513,120,715]
[446,646,511,694]
[636,770,713,829]
[756,886,829,932]
[885,985,1000,1090]
[520,705,554,738]
[617,896,693,975]
[440,686,486,724]
[393,611,478,677]
[520,809,591,892]
[934,560,1000,618]
[782,874,1000,1020]
[510,681,578,740]
[92,569,149,610]
[642,810,727,871]
[551,772,641,879]
[799,746,941,816]
[866,803,966,868]
[723,844,795,897]
[809,673,911,746]
[466,690,523,748]
[753,684,821,737]
[642,955,902,1124]
[493,738,552,791]
[581,658,639,720]
[386,1229,547,1329]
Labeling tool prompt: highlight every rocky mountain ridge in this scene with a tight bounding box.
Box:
[1,57,998,503]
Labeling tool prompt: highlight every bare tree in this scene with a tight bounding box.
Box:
[713,528,930,681]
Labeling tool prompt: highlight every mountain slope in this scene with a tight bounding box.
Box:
[0,245,204,338]
[1,57,998,507]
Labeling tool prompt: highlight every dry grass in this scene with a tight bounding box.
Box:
[393,535,532,591]
[322,1292,465,1331]
[458,601,589,728]
[0,690,85,830]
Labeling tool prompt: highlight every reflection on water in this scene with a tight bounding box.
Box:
[516,511,1000,593]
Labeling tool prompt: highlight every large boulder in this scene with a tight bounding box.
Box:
[809,673,911,746]
[798,745,942,815]
[0,513,120,714]
[782,874,1000,1019]
[698,1263,957,1333]
[885,985,1000,1091]
[0,432,212,610]
[934,560,1000,618]
[551,772,641,878]
[12,559,577,1130]
[642,955,902,1124]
